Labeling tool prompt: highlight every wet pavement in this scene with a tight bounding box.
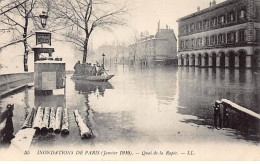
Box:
[0,65,259,149]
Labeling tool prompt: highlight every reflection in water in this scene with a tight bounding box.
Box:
[73,80,114,138]
[0,66,259,149]
[34,92,66,109]
[178,67,259,142]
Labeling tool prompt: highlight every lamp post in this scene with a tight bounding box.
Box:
[102,53,105,68]
[39,11,48,29]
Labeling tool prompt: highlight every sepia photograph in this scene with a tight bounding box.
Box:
[0,0,259,161]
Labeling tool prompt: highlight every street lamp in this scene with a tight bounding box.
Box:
[102,53,105,68]
[39,11,48,29]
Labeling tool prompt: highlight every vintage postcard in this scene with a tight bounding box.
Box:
[0,0,259,161]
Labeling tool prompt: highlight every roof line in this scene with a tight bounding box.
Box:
[177,0,237,22]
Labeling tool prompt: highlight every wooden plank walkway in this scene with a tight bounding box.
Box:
[8,128,36,152]
[221,99,260,120]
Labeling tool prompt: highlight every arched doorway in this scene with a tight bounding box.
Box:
[211,52,217,67]
[198,53,202,67]
[186,54,189,66]
[219,52,225,68]
[191,54,195,66]
[253,50,259,68]
[204,53,209,67]
[238,50,247,68]
[228,51,236,68]
[181,55,184,66]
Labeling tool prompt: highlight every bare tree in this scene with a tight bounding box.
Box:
[0,0,37,72]
[52,0,129,63]
[0,0,29,16]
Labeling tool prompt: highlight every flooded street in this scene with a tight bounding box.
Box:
[0,66,259,150]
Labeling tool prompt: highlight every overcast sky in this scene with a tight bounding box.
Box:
[0,0,227,72]
[92,0,226,48]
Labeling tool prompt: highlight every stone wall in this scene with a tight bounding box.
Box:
[0,72,34,86]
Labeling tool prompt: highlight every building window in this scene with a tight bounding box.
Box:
[211,17,217,27]
[228,11,236,22]
[198,21,203,29]
[227,31,236,43]
[191,23,195,32]
[219,15,225,24]
[185,40,189,48]
[218,33,225,44]
[203,20,209,28]
[210,35,217,45]
[180,41,185,49]
[185,26,188,33]
[238,30,246,42]
[199,38,202,47]
[205,36,209,46]
[239,9,246,19]
[191,39,195,48]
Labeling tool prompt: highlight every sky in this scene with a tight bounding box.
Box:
[0,0,227,72]
[91,0,226,48]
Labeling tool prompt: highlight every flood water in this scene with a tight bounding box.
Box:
[0,65,259,149]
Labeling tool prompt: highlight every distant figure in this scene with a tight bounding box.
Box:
[92,64,97,76]
[74,61,81,75]
[97,64,105,76]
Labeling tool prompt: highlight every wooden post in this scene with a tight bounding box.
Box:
[54,107,62,133]
[41,107,50,133]
[49,107,56,133]
[22,108,36,129]
[33,106,44,131]
[61,108,69,135]
[74,110,92,139]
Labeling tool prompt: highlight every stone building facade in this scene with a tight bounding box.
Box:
[129,23,177,66]
[177,0,260,68]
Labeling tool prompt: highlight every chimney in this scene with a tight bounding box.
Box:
[197,6,200,12]
[166,24,168,29]
[212,0,216,6]
[209,1,212,7]
[158,20,160,30]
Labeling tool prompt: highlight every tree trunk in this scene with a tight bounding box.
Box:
[82,37,89,64]
[33,106,44,131]
[23,16,29,72]
[49,107,56,133]
[61,108,69,135]
[22,108,36,129]
[54,107,62,133]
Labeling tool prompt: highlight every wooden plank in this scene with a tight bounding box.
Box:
[22,108,36,129]
[61,108,69,135]
[41,107,50,133]
[54,107,62,133]
[0,118,6,131]
[8,128,36,152]
[74,110,92,139]
[33,106,44,130]
[49,107,56,133]
[221,99,260,120]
